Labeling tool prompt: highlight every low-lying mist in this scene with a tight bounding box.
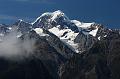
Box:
[0,30,36,60]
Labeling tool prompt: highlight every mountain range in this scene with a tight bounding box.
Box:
[0,10,120,79]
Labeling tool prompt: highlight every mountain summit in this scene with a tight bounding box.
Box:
[30,10,109,53]
[0,10,120,79]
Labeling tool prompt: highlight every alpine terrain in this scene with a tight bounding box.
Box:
[0,10,120,79]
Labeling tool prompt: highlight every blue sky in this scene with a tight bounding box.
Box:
[0,0,119,28]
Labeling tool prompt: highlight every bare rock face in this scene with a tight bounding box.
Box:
[59,30,120,79]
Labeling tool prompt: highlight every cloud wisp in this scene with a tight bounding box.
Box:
[0,30,36,60]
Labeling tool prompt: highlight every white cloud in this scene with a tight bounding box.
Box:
[0,30,36,60]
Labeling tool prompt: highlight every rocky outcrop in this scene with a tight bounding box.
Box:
[59,30,120,79]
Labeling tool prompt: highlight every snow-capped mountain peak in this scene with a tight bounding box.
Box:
[0,10,107,54]
[31,10,98,35]
[51,10,66,22]
[30,10,102,53]
[31,10,69,25]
